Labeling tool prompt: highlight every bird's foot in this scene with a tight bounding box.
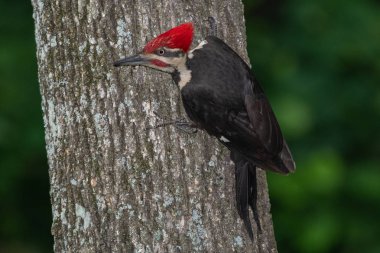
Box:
[146,112,198,134]
[201,16,218,37]
[207,16,218,37]
[172,118,198,134]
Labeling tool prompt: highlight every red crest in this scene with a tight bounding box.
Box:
[143,23,194,53]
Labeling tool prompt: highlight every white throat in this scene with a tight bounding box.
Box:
[177,57,192,90]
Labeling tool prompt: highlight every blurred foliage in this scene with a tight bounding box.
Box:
[0,0,379,252]
[243,0,380,252]
[0,0,52,252]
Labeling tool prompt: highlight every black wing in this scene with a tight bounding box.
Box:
[244,78,283,155]
[181,36,295,173]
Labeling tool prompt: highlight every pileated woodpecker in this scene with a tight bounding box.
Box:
[114,22,295,239]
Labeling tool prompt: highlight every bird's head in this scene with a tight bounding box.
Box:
[114,23,194,73]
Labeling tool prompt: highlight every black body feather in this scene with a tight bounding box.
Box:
[175,36,295,239]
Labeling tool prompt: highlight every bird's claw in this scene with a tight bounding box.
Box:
[201,16,218,37]
[145,112,198,134]
[173,118,198,134]
[207,16,217,37]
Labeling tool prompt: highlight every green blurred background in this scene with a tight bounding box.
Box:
[0,0,379,252]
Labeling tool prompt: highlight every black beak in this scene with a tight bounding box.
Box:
[113,54,148,67]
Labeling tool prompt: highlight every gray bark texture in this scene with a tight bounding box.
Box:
[32,0,278,252]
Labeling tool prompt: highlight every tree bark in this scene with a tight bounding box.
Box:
[32,0,278,252]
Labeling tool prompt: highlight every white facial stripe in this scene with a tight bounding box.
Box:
[148,54,166,61]
[144,49,191,88]
[146,63,174,73]
[163,47,182,53]
[188,40,208,59]
[148,54,184,66]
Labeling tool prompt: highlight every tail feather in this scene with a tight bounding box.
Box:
[247,165,262,233]
[231,151,261,240]
[235,161,253,239]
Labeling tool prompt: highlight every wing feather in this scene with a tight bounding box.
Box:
[244,80,283,155]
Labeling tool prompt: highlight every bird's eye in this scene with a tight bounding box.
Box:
[158,49,165,55]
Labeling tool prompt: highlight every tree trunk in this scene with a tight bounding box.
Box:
[32,0,278,252]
